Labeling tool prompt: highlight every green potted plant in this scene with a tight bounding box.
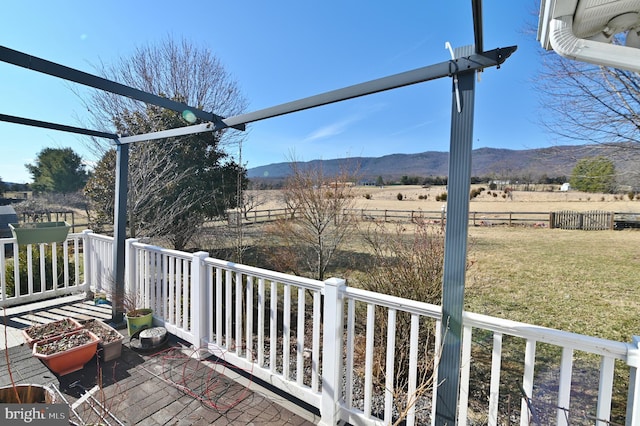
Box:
[9,221,71,245]
[121,292,153,336]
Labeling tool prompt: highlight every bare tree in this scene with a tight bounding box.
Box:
[81,37,248,249]
[537,48,640,147]
[262,160,358,280]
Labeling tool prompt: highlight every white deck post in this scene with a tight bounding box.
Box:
[124,238,139,297]
[190,251,209,353]
[320,277,346,426]
[627,336,640,425]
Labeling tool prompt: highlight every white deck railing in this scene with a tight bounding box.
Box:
[1,231,638,425]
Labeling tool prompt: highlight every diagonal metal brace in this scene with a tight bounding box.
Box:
[0,45,245,132]
[223,46,517,128]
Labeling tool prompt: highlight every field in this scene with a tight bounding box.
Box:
[248,185,640,343]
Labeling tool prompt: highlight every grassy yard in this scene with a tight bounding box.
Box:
[465,226,640,343]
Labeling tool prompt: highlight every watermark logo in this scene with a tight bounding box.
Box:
[1,404,67,425]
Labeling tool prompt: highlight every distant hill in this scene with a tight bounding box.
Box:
[247,143,640,182]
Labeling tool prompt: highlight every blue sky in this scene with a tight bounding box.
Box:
[0,1,560,183]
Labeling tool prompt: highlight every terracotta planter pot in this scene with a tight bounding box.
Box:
[0,384,56,403]
[22,317,83,348]
[126,309,153,336]
[33,329,100,376]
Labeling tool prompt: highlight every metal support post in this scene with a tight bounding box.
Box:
[111,142,129,327]
[435,45,476,426]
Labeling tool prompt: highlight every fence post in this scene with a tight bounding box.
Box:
[627,336,640,425]
[190,251,209,354]
[320,277,346,426]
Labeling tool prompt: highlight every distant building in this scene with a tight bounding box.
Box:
[0,205,18,239]
[560,183,571,192]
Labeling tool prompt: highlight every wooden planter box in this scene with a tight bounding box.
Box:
[9,221,71,245]
[81,319,124,362]
[33,329,100,376]
[22,317,83,348]
[0,384,56,403]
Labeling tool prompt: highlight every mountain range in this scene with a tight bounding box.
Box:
[247,143,640,182]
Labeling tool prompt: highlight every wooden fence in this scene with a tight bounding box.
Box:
[549,210,614,230]
[224,208,640,230]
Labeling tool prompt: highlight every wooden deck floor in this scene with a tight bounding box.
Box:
[0,295,319,425]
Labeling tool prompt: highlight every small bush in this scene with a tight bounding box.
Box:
[435,192,447,202]
[364,193,372,200]
[5,246,75,297]
[628,192,635,201]
[492,192,498,198]
[397,193,403,201]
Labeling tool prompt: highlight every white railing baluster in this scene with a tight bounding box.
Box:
[557,347,574,426]
[270,280,277,373]
[246,275,254,362]
[364,303,375,418]
[169,257,175,325]
[235,271,243,355]
[225,269,232,348]
[51,243,57,291]
[27,244,33,296]
[216,267,223,345]
[175,258,182,328]
[283,283,291,380]
[296,286,305,386]
[63,241,69,288]
[384,308,396,425]
[13,243,19,298]
[39,244,45,292]
[257,277,265,367]
[521,339,537,426]
[182,258,189,331]
[406,313,419,426]
[432,319,442,425]
[0,243,5,303]
[312,289,321,392]
[458,325,473,425]
[597,356,614,425]
[344,298,355,408]
[488,332,503,426]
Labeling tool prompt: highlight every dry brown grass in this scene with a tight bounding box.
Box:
[241,186,640,342]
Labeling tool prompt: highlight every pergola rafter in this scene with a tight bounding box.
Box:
[0,3,516,422]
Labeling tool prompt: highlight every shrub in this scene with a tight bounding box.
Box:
[364,193,372,200]
[397,193,403,201]
[5,245,75,297]
[358,221,444,396]
[628,192,635,201]
[435,192,447,202]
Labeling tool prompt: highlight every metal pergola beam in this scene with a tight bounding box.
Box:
[0,113,118,140]
[0,45,244,131]
[223,47,514,128]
